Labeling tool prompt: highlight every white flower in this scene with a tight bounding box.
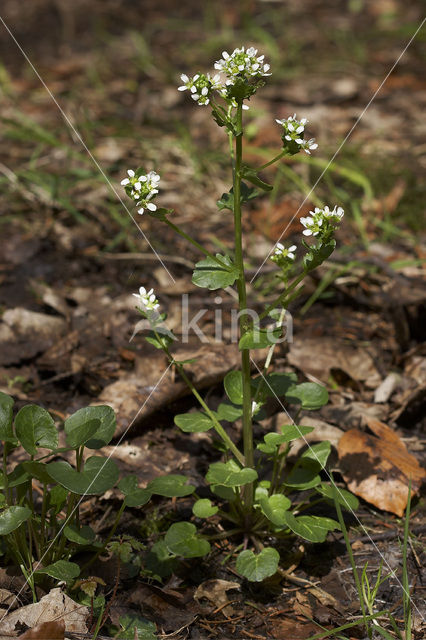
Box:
[121,169,161,214]
[276,114,317,155]
[178,72,223,106]
[271,243,297,264]
[300,206,344,237]
[215,46,271,81]
[133,286,160,312]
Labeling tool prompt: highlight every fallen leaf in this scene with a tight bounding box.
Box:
[194,579,240,615]
[19,619,65,640]
[0,588,89,636]
[338,418,426,516]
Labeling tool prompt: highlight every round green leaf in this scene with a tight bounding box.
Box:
[174,412,214,433]
[192,254,238,290]
[165,522,210,558]
[124,489,152,508]
[239,328,282,350]
[65,405,116,449]
[206,461,257,488]
[315,483,359,510]
[236,547,280,582]
[193,499,218,518]
[118,475,139,495]
[252,372,298,400]
[224,371,243,405]
[259,494,291,527]
[284,466,321,490]
[285,382,329,410]
[147,475,195,498]
[15,405,58,455]
[0,506,31,535]
[0,392,14,441]
[118,614,157,640]
[64,524,96,545]
[283,512,330,543]
[215,402,243,421]
[257,425,315,454]
[46,456,119,495]
[36,560,80,583]
[300,441,331,470]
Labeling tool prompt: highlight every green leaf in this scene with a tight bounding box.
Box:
[64,524,96,545]
[147,475,195,498]
[217,182,258,212]
[118,477,151,506]
[145,207,172,221]
[256,425,314,454]
[46,456,119,495]
[215,402,243,421]
[284,465,321,490]
[0,392,14,441]
[145,539,178,581]
[224,370,243,405]
[65,405,116,449]
[210,484,236,501]
[192,254,238,290]
[15,405,58,455]
[118,475,139,495]
[36,560,80,583]
[117,614,157,640]
[236,548,280,582]
[21,461,52,484]
[165,522,210,558]
[206,461,257,488]
[315,483,359,510]
[303,238,336,272]
[285,382,329,410]
[48,486,68,513]
[283,512,339,542]
[193,499,218,518]
[0,506,32,535]
[300,440,331,469]
[239,327,282,350]
[174,412,214,433]
[259,494,291,527]
[252,372,298,401]
[241,166,273,191]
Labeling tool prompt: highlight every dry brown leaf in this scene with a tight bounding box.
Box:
[18,619,65,640]
[0,588,88,636]
[194,579,240,616]
[338,418,426,516]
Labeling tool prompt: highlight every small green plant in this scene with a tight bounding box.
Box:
[0,392,155,600]
[120,46,356,582]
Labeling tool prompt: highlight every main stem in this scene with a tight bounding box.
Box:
[233,103,254,509]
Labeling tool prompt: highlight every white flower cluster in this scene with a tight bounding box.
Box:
[300,206,344,237]
[133,286,160,312]
[121,169,160,214]
[214,46,271,82]
[178,72,222,106]
[272,242,297,261]
[276,114,318,155]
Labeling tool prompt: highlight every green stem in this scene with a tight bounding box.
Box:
[257,149,287,171]
[164,220,232,272]
[233,103,254,509]
[258,270,306,321]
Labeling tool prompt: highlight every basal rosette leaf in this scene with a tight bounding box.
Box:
[47,457,119,495]
[15,405,58,455]
[65,405,116,449]
[0,506,32,535]
[236,547,280,582]
[165,522,210,558]
[146,475,195,498]
[206,461,257,487]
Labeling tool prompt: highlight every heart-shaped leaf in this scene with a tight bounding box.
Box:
[65,405,116,449]
[15,405,58,455]
[147,475,195,498]
[46,457,119,495]
[36,560,80,583]
[165,522,210,558]
[192,254,239,290]
[0,506,31,535]
[257,425,314,454]
[193,499,218,518]
[117,475,152,507]
[206,461,257,487]
[64,524,96,545]
[174,412,214,433]
[117,614,157,640]
[252,372,298,401]
[239,327,282,350]
[258,494,291,527]
[224,371,243,405]
[285,382,328,410]
[0,392,14,441]
[236,547,280,582]
[315,483,359,510]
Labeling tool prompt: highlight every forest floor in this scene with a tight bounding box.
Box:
[0,1,425,638]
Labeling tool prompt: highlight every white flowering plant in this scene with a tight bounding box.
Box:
[120,47,356,583]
